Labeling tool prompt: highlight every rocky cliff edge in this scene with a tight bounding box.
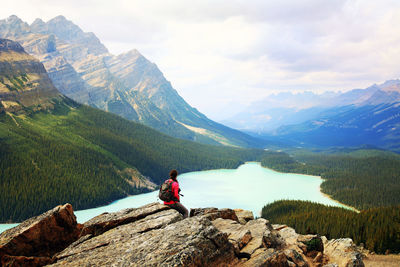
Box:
[0,203,365,267]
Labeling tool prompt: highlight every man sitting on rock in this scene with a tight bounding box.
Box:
[162,169,189,218]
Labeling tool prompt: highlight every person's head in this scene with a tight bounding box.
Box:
[169,169,178,180]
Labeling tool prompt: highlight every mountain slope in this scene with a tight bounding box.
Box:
[0,15,264,148]
[0,38,60,110]
[0,39,266,222]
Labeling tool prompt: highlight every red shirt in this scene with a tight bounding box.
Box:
[163,179,180,205]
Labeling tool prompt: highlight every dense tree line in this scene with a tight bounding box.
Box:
[261,150,400,209]
[0,99,266,222]
[261,200,400,254]
[70,103,266,182]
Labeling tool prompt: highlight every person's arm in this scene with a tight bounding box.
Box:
[172,182,180,202]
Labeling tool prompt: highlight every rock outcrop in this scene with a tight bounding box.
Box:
[0,203,365,267]
[53,212,236,266]
[0,204,80,266]
[323,237,364,267]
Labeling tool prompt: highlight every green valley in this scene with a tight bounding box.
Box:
[0,98,266,222]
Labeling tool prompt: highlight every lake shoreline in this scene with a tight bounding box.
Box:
[257,162,360,212]
[1,162,358,232]
[319,190,360,213]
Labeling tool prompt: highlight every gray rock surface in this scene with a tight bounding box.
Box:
[0,204,366,267]
[52,211,237,267]
[274,225,364,267]
[211,211,294,266]
[323,238,364,267]
[80,202,170,237]
[212,218,253,252]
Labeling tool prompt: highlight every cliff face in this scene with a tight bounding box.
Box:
[0,38,60,111]
[0,15,263,147]
[0,203,365,267]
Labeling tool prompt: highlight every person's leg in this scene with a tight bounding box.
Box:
[169,202,189,218]
[175,202,189,218]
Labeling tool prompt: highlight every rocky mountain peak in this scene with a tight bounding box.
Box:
[30,18,46,28]
[50,15,67,22]
[379,79,400,93]
[5,15,24,24]
[0,15,30,37]
[31,15,77,36]
[120,48,142,57]
[34,15,108,55]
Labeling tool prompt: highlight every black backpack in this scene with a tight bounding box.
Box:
[159,179,174,202]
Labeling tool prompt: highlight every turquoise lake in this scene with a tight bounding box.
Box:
[0,162,347,233]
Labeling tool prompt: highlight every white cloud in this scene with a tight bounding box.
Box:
[1,0,400,120]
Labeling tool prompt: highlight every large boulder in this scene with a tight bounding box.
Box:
[212,216,292,266]
[323,238,364,267]
[0,203,80,266]
[274,225,328,266]
[51,212,238,266]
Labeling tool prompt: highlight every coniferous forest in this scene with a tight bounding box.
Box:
[0,98,266,222]
[260,150,400,253]
[261,200,400,254]
[261,150,400,209]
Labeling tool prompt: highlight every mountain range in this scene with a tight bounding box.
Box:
[0,15,263,148]
[222,79,400,151]
[0,38,266,222]
[274,102,400,151]
[223,80,400,132]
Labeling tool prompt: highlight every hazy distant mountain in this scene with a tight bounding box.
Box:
[0,15,263,147]
[274,102,400,151]
[222,80,400,133]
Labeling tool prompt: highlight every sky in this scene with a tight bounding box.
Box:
[1,0,400,120]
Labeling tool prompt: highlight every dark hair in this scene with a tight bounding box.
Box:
[169,169,178,179]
